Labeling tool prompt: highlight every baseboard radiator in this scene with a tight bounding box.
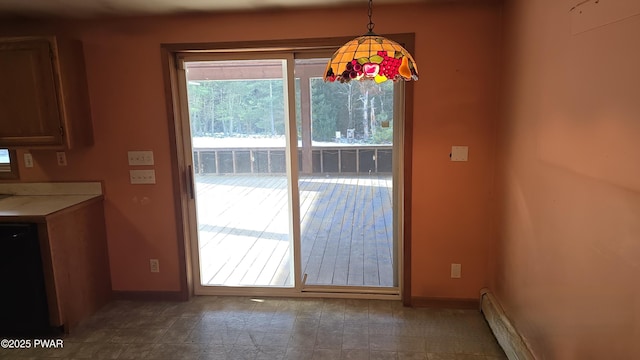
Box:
[480,288,536,360]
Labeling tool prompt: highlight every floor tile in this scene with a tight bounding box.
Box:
[260,331,291,347]
[199,345,230,360]
[370,350,399,360]
[284,347,312,360]
[287,335,316,349]
[312,348,342,360]
[117,343,158,359]
[426,354,458,360]
[341,349,370,360]
[315,330,343,349]
[369,334,399,352]
[342,333,369,350]
[148,343,205,359]
[397,337,425,352]
[226,345,260,360]
[255,346,286,360]
[0,297,507,360]
[73,342,124,359]
[398,351,427,360]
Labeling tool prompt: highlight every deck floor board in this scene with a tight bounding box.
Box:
[195,174,395,288]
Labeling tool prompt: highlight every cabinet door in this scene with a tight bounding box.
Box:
[0,38,64,147]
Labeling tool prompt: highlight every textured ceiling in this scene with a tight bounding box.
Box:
[0,0,421,18]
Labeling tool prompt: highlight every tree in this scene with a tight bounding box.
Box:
[186,75,394,144]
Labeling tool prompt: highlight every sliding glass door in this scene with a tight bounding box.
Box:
[176,50,400,296]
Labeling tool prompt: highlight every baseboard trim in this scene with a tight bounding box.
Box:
[411,296,479,309]
[480,288,535,360]
[112,290,188,302]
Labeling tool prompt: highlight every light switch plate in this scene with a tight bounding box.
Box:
[150,259,160,273]
[56,152,67,166]
[128,150,154,166]
[130,169,156,184]
[24,153,33,168]
[451,146,469,161]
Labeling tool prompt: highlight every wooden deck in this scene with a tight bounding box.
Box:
[195,174,395,288]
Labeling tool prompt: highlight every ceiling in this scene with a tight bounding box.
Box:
[0,0,419,19]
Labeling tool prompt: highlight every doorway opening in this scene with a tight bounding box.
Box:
[165,38,413,299]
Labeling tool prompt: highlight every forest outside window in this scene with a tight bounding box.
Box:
[0,149,19,179]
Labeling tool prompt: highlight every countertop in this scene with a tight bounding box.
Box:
[0,194,101,216]
[0,182,103,218]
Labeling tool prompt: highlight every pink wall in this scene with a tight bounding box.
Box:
[409,4,501,299]
[496,0,640,357]
[0,2,501,299]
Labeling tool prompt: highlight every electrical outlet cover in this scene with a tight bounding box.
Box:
[451,263,462,278]
[451,146,469,162]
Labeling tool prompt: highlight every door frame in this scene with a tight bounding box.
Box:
[161,35,415,303]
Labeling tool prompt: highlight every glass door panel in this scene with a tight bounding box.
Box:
[295,58,397,288]
[185,59,294,287]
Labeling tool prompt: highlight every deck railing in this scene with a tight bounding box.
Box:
[193,145,392,175]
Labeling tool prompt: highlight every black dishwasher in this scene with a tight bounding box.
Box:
[0,223,53,337]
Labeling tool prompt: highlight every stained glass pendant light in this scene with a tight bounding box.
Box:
[324,0,419,83]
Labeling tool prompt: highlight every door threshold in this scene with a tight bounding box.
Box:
[194,286,401,300]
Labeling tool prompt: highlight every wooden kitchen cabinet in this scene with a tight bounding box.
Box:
[39,197,112,332]
[0,196,112,333]
[0,36,93,149]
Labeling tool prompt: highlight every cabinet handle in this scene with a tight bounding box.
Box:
[187,165,195,200]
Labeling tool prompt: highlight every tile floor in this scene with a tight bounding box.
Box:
[0,296,507,360]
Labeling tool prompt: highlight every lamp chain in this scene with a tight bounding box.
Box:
[367,0,375,33]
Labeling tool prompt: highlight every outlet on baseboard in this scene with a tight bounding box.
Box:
[451,263,461,278]
[150,259,160,273]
